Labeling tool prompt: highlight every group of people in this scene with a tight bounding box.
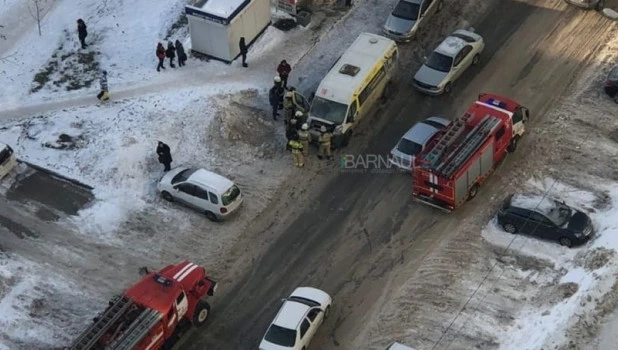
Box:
[267,60,334,168]
[156,41,187,72]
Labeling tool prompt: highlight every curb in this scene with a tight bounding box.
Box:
[16,159,94,190]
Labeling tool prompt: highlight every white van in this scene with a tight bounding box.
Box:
[157,166,243,221]
[307,32,399,148]
[0,143,17,180]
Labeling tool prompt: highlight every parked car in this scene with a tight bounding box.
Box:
[259,287,332,350]
[0,143,17,180]
[157,166,243,221]
[413,29,485,95]
[496,193,594,247]
[564,0,604,10]
[389,116,450,171]
[383,0,444,42]
[604,66,618,100]
[385,342,417,350]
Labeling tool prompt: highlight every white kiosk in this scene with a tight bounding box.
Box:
[185,0,271,63]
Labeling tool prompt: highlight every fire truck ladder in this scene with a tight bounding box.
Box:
[437,115,501,178]
[70,296,134,350]
[422,112,474,167]
[109,308,162,350]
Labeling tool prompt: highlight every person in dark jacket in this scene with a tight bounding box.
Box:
[77,19,88,49]
[166,41,176,68]
[277,60,292,88]
[96,70,109,101]
[156,141,173,171]
[156,43,166,72]
[175,40,187,67]
[239,37,248,68]
[268,85,281,121]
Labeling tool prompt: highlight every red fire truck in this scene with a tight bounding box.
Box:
[69,261,217,350]
[412,93,529,212]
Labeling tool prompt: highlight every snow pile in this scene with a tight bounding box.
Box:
[482,178,618,350]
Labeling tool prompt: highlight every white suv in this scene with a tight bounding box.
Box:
[259,287,332,350]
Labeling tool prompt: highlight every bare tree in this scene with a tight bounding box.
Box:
[28,0,47,37]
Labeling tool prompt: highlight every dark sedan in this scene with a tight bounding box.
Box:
[497,193,594,247]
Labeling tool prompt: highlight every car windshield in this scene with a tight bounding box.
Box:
[171,168,197,185]
[264,325,296,347]
[391,1,420,21]
[546,200,572,226]
[396,138,423,156]
[310,97,348,124]
[222,185,241,206]
[425,52,453,73]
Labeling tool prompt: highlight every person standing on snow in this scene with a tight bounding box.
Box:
[96,70,109,101]
[157,141,173,171]
[268,85,280,121]
[318,126,333,160]
[77,19,88,49]
[156,43,166,72]
[175,40,187,67]
[239,37,248,68]
[166,41,176,68]
[277,60,292,89]
[298,123,311,157]
[287,135,304,168]
[273,76,284,110]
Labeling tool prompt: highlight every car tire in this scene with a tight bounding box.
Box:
[161,191,174,202]
[507,136,519,153]
[596,0,604,11]
[444,82,452,94]
[559,237,573,248]
[382,82,393,101]
[324,305,331,319]
[467,184,479,200]
[205,211,219,222]
[342,131,352,147]
[503,222,517,234]
[192,300,211,327]
[472,53,480,65]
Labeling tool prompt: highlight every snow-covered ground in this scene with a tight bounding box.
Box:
[0,0,403,347]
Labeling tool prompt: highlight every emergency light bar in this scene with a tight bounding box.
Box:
[487,98,507,109]
[153,274,172,287]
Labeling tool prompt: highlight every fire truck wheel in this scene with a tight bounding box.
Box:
[204,211,219,222]
[193,300,211,327]
[467,184,479,200]
[507,136,519,153]
[443,82,452,94]
[161,191,174,202]
[559,237,573,248]
[503,223,517,234]
[472,54,480,65]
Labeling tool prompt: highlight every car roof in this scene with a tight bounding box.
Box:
[402,120,442,144]
[273,300,310,330]
[509,193,559,216]
[435,35,467,57]
[188,168,234,193]
[386,343,417,350]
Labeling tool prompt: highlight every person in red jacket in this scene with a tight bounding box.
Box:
[156,43,166,72]
[277,60,292,88]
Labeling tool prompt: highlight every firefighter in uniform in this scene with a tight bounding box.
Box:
[298,123,311,157]
[283,90,297,124]
[318,126,333,160]
[288,135,304,168]
[273,76,284,110]
[291,111,304,130]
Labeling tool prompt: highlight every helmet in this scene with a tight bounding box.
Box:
[320,126,327,132]
[295,111,303,117]
[274,76,281,83]
[285,91,293,98]
[302,123,309,131]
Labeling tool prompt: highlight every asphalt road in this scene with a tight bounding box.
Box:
[181,1,614,349]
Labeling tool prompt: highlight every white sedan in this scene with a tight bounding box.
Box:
[413,29,485,95]
[259,287,332,350]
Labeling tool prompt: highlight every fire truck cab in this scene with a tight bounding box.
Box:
[412,93,529,212]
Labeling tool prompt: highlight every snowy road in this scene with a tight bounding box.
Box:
[178,0,617,349]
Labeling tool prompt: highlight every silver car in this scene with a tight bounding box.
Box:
[564,0,603,10]
[413,29,485,95]
[383,0,444,42]
[388,116,450,171]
